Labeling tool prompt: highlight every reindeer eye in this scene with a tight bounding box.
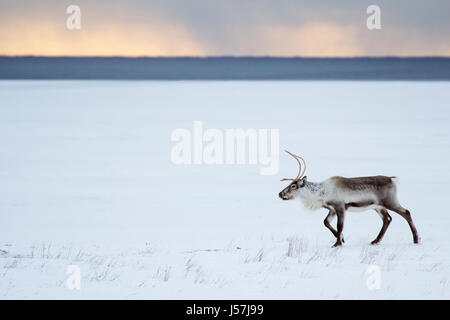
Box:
[291,184,297,189]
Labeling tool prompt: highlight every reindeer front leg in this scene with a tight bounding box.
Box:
[323,206,345,244]
[332,205,346,247]
[324,210,338,238]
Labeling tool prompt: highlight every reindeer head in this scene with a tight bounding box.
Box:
[278,150,307,200]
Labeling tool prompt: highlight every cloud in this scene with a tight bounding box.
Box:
[0,0,449,56]
[263,23,363,57]
[0,18,205,56]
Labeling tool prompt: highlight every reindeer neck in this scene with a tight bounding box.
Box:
[297,180,326,211]
[303,181,326,198]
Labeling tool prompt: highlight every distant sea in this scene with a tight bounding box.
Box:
[0,57,449,80]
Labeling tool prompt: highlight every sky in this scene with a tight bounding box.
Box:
[0,0,449,57]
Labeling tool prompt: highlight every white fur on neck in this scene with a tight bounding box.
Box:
[295,182,326,211]
[299,194,323,211]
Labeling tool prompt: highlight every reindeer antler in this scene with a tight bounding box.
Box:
[281,150,306,181]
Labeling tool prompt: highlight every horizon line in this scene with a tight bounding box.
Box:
[1,55,450,59]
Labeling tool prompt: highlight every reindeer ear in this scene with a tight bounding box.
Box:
[299,176,307,187]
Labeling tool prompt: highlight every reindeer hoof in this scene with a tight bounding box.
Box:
[332,241,342,248]
[342,236,345,243]
[370,240,379,245]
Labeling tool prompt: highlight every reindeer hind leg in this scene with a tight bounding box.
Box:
[386,205,420,244]
[371,207,392,245]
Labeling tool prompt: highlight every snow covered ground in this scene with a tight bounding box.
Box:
[0,80,449,299]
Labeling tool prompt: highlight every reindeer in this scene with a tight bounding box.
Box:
[278,151,420,247]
